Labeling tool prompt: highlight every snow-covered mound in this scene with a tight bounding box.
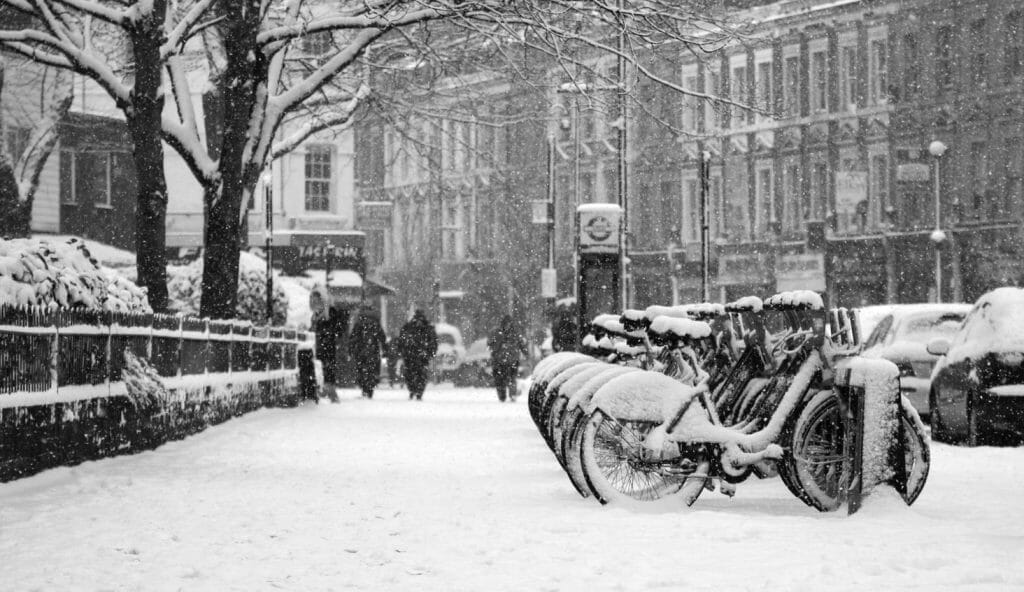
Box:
[167,251,287,324]
[0,237,151,312]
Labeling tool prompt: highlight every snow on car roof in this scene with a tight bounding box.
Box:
[946,288,1024,364]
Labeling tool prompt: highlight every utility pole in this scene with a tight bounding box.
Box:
[699,149,711,302]
[616,0,629,310]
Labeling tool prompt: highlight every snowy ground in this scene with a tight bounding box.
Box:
[1,385,1022,592]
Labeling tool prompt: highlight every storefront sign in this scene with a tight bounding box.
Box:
[577,204,621,254]
[896,163,930,182]
[776,253,826,292]
[275,231,366,276]
[717,253,770,286]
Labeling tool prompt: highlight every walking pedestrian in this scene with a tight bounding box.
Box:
[488,315,527,402]
[552,310,577,353]
[397,309,438,400]
[314,303,346,403]
[348,304,387,399]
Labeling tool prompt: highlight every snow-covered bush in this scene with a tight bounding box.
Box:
[0,237,151,312]
[167,251,287,324]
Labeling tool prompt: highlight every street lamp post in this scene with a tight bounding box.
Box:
[262,172,274,323]
[929,140,948,303]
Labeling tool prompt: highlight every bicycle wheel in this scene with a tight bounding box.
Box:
[789,391,847,512]
[548,395,570,463]
[898,399,930,506]
[580,409,706,505]
[560,407,591,498]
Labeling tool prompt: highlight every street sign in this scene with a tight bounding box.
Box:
[532,200,553,224]
[577,204,621,254]
[541,268,557,298]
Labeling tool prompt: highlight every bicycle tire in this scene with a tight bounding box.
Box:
[580,409,705,505]
[788,390,847,512]
[559,407,591,498]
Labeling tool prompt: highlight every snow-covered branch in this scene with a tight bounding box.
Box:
[161,0,215,58]
[257,8,445,46]
[52,0,127,25]
[270,87,365,160]
[161,115,219,184]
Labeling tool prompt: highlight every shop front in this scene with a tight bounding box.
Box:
[827,237,888,307]
[716,252,772,302]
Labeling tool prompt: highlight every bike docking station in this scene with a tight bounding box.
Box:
[527,290,931,514]
[832,357,917,515]
[575,204,623,348]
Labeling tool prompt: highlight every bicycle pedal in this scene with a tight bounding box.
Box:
[663,459,697,476]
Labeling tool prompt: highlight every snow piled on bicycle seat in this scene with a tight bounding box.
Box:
[587,370,700,422]
[532,352,591,383]
[545,362,607,394]
[567,365,639,410]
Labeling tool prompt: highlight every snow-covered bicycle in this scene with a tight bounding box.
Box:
[576,291,930,511]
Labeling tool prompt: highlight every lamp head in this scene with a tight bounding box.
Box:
[928,140,948,158]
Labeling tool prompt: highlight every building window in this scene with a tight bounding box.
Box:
[968,141,987,219]
[783,164,802,234]
[784,55,800,117]
[969,19,987,86]
[682,73,699,131]
[442,196,460,260]
[711,174,724,239]
[94,153,112,207]
[731,64,747,126]
[870,154,888,228]
[4,126,30,162]
[754,165,773,238]
[1005,11,1024,83]
[705,67,721,131]
[904,34,920,98]
[304,145,332,212]
[1003,137,1023,219]
[809,161,828,220]
[839,46,858,111]
[810,51,828,112]
[683,178,699,243]
[755,59,773,121]
[936,26,954,89]
[602,166,617,204]
[868,39,888,105]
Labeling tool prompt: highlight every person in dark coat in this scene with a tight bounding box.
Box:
[488,315,527,402]
[552,312,578,353]
[314,304,347,402]
[397,309,438,400]
[348,305,387,398]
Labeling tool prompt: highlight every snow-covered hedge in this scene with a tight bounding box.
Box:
[0,237,151,312]
[167,251,288,324]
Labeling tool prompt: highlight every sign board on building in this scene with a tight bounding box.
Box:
[355,201,393,229]
[835,171,868,215]
[896,163,930,183]
[577,204,621,254]
[274,231,366,276]
[776,253,827,292]
[717,253,770,286]
[541,268,557,298]
[532,201,553,225]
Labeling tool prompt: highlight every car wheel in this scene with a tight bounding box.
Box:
[929,389,950,443]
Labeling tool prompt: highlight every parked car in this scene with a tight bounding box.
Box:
[434,323,466,382]
[927,287,1024,446]
[452,338,493,387]
[860,303,971,416]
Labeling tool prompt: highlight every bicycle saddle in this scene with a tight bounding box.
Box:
[763,290,825,311]
[725,296,764,313]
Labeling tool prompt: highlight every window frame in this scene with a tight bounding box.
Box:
[303,144,333,213]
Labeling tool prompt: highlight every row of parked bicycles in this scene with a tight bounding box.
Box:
[528,291,931,512]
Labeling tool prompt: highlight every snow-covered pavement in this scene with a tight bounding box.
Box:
[1,385,1022,592]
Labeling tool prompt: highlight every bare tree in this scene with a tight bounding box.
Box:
[1,0,746,319]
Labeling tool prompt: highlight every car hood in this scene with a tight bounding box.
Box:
[863,341,935,363]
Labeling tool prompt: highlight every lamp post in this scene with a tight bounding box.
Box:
[928,140,948,303]
[262,171,274,323]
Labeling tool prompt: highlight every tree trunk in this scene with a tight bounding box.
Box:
[0,65,29,237]
[199,0,266,320]
[127,1,170,313]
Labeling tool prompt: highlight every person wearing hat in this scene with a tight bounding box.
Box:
[348,303,387,399]
[396,309,438,400]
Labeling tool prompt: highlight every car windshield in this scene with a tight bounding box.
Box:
[895,313,965,343]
